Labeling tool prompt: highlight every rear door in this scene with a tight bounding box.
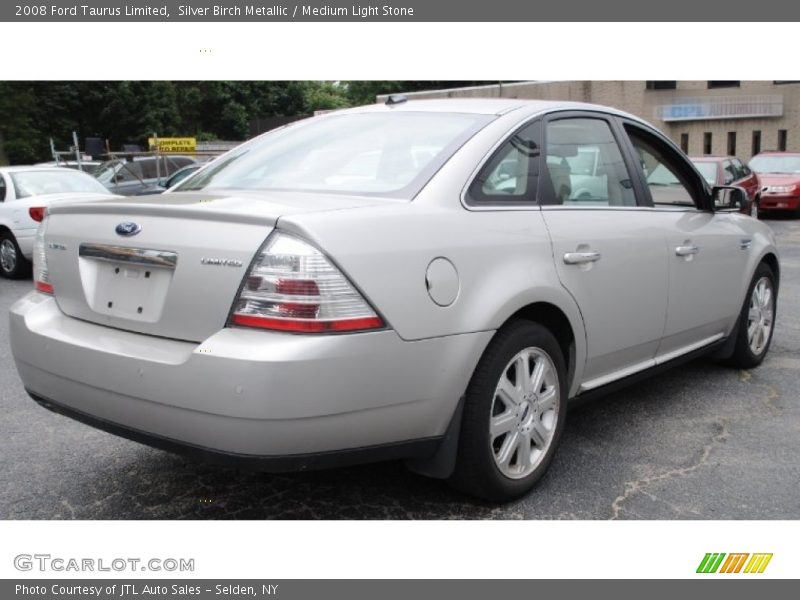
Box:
[620,121,750,358]
[539,112,670,390]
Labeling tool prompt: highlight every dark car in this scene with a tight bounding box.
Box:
[94,156,196,196]
[135,163,203,196]
[749,152,800,216]
[690,156,761,218]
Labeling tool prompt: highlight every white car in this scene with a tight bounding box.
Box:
[10,100,780,501]
[0,166,116,278]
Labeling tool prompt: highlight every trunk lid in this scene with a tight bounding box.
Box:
[44,190,389,342]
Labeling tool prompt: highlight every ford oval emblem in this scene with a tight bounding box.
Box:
[115,221,141,237]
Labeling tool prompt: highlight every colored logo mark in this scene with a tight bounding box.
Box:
[696,553,773,574]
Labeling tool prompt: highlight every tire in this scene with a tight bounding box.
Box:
[0,230,32,279]
[448,320,568,502]
[750,197,760,219]
[727,263,776,369]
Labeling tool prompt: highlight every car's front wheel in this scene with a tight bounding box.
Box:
[750,197,760,219]
[0,231,31,279]
[728,262,776,368]
[449,321,567,502]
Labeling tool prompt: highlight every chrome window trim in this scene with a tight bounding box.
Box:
[459,108,664,213]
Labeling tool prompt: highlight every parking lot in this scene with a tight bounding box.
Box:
[0,216,798,520]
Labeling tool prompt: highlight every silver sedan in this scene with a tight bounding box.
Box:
[9,99,779,501]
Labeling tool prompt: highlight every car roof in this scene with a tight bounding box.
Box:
[753,151,800,157]
[0,165,90,174]
[689,156,737,162]
[340,98,646,120]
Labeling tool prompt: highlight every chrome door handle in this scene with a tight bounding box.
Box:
[675,245,699,257]
[563,251,602,265]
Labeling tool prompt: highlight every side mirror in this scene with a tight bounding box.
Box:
[712,185,746,211]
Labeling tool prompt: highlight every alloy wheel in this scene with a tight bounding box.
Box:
[747,276,774,356]
[489,347,560,479]
[0,239,17,274]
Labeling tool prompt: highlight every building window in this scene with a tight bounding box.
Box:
[778,129,788,151]
[752,130,762,156]
[773,81,800,85]
[703,132,713,155]
[707,81,740,89]
[646,81,677,90]
[727,132,736,156]
[680,133,689,154]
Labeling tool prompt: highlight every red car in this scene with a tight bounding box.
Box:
[749,152,800,216]
[690,156,761,218]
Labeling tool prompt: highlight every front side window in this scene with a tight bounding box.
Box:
[722,160,737,184]
[627,126,701,208]
[542,117,636,207]
[737,160,752,178]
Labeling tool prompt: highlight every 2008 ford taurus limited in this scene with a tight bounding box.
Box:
[9,99,779,501]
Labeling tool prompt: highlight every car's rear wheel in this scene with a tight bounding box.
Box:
[448,321,567,502]
[728,263,776,368]
[0,231,31,279]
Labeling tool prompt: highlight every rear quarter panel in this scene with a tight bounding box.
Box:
[279,204,588,396]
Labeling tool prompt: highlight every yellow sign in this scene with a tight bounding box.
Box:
[147,137,196,153]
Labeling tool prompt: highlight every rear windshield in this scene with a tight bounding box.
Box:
[11,170,109,198]
[749,155,800,174]
[691,161,718,184]
[175,111,494,198]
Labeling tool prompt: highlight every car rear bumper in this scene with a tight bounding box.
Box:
[759,194,800,211]
[10,292,492,463]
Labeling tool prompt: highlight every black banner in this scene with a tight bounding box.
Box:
[3,0,800,21]
[3,580,798,600]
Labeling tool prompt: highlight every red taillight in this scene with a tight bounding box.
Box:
[230,232,384,334]
[231,314,383,333]
[29,207,45,222]
[275,278,320,296]
[35,281,54,294]
[33,216,53,294]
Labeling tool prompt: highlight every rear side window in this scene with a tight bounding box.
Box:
[116,162,143,183]
[140,159,160,180]
[467,120,540,205]
[542,117,636,207]
[0,176,6,201]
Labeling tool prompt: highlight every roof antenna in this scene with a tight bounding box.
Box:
[385,94,408,106]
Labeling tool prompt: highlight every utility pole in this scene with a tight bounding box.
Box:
[72,131,83,171]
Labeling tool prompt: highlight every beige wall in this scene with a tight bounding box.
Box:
[380,81,800,161]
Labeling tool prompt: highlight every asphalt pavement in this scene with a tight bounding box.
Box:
[1,217,798,519]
